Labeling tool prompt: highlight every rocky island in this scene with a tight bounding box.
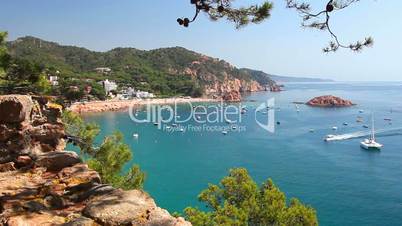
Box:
[306,95,354,107]
[0,95,190,226]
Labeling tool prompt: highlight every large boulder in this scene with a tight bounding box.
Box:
[0,95,33,123]
[58,163,101,188]
[35,151,81,171]
[306,95,354,107]
[83,189,191,226]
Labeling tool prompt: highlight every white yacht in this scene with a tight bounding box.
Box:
[360,116,383,150]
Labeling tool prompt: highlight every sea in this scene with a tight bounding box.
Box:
[80,82,402,226]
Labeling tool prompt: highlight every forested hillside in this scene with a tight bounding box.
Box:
[7,36,278,98]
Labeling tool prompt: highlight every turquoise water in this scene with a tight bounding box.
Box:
[81,82,402,226]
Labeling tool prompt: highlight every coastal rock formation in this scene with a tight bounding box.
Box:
[0,95,33,123]
[35,151,81,171]
[0,95,65,165]
[204,78,263,102]
[84,189,191,226]
[306,95,354,107]
[222,90,242,102]
[0,95,191,226]
[269,84,283,92]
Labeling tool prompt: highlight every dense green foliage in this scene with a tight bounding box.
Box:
[6,36,275,98]
[185,168,317,226]
[0,32,8,73]
[62,111,145,190]
[87,132,145,190]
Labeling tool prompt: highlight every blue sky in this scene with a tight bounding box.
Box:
[1,0,401,81]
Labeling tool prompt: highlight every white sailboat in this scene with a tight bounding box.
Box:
[360,115,383,150]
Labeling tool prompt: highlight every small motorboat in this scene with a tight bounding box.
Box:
[343,122,348,126]
[222,130,228,135]
[153,122,159,126]
[324,134,337,142]
[363,125,369,128]
[133,133,139,138]
[165,126,171,130]
[231,125,237,130]
[332,126,338,130]
[276,121,281,125]
[309,129,315,133]
[356,118,363,123]
[172,124,178,127]
[179,128,184,132]
[359,110,364,113]
[384,118,392,121]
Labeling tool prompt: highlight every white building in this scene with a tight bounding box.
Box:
[94,67,112,74]
[99,79,118,94]
[48,76,59,86]
[127,87,136,97]
[136,90,154,99]
[119,87,136,100]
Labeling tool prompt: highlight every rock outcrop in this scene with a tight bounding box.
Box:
[306,95,354,107]
[0,95,65,165]
[0,95,33,123]
[269,84,283,92]
[205,78,263,102]
[0,95,191,226]
[83,189,191,226]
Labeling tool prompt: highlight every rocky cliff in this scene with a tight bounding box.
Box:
[204,78,263,102]
[0,95,191,226]
[182,57,266,102]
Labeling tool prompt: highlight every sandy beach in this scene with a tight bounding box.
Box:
[68,97,219,114]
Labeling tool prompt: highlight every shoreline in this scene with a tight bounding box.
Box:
[68,97,220,114]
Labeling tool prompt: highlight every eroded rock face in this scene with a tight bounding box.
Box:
[0,162,16,172]
[222,90,242,102]
[0,95,33,123]
[7,213,67,226]
[0,95,65,165]
[205,78,263,102]
[306,95,354,107]
[0,95,191,226]
[269,84,282,92]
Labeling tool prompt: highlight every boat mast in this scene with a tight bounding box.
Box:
[371,113,375,141]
